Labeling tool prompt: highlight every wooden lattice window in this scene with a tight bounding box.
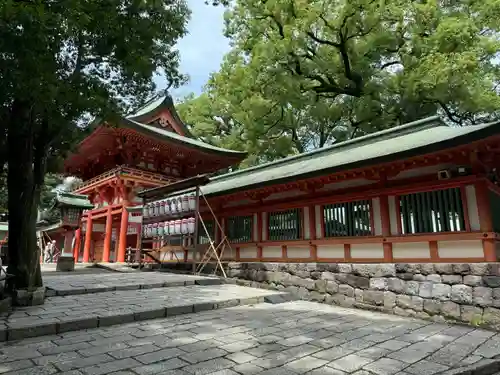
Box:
[323,200,372,237]
[489,190,500,233]
[226,215,253,243]
[268,208,302,241]
[398,188,465,234]
[198,219,215,245]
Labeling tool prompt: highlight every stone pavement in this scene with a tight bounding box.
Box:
[0,282,284,342]
[2,300,500,375]
[43,272,217,296]
[40,264,109,275]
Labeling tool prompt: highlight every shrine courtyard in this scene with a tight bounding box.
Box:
[0,270,500,375]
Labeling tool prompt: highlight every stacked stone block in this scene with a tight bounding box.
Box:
[227,262,500,329]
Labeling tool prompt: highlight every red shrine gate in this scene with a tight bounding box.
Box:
[66,95,500,265]
[64,94,246,263]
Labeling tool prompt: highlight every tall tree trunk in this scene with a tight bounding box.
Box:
[6,102,43,293]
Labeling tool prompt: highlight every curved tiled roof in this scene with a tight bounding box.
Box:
[126,93,193,138]
[122,118,246,158]
[199,116,500,196]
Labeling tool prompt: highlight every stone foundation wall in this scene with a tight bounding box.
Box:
[226,262,500,329]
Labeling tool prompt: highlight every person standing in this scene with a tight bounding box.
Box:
[44,241,53,263]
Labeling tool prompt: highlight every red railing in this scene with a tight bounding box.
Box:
[73,165,175,192]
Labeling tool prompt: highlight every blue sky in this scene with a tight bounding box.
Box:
[154,0,230,100]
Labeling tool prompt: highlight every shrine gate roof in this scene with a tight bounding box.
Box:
[64,93,246,176]
[198,116,500,197]
[123,118,245,157]
[126,94,193,137]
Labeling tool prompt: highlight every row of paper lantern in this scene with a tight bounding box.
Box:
[143,218,196,238]
[143,194,197,218]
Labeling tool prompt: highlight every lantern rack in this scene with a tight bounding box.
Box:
[136,174,231,276]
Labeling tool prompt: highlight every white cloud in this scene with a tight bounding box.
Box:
[154,0,230,100]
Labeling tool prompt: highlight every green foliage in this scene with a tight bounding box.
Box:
[0,172,6,214]
[38,174,65,225]
[179,0,500,166]
[0,0,191,168]
[0,0,191,291]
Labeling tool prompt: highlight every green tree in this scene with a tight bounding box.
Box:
[180,0,500,166]
[0,171,6,215]
[0,0,190,296]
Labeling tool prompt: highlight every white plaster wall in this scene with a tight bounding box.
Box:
[221,247,235,259]
[261,213,267,241]
[286,246,310,258]
[316,244,344,259]
[240,247,258,259]
[253,213,258,242]
[315,205,323,239]
[303,207,310,239]
[350,243,384,259]
[92,224,105,232]
[128,214,142,223]
[438,240,483,258]
[159,252,170,262]
[465,185,481,231]
[262,246,282,258]
[392,242,430,259]
[126,226,138,235]
[372,198,382,235]
[388,196,398,235]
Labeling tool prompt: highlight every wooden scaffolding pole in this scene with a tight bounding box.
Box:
[195,189,234,278]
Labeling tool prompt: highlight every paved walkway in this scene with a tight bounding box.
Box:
[2,301,500,375]
[2,271,500,374]
[0,283,282,342]
[40,264,109,275]
[43,272,216,296]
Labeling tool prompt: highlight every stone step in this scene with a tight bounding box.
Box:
[0,284,285,342]
[44,272,224,297]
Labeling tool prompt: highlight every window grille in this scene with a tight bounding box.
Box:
[226,215,253,243]
[399,188,465,234]
[323,200,372,237]
[198,219,215,245]
[268,208,302,241]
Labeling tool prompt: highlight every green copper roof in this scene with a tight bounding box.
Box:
[55,191,94,209]
[123,118,247,158]
[198,116,500,196]
[129,96,166,118]
[126,93,193,138]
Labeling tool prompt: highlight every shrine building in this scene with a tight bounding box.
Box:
[68,94,500,265]
[168,116,500,264]
[64,94,247,263]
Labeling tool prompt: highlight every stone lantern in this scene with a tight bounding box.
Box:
[54,191,93,271]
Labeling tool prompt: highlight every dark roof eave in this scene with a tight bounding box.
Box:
[203,123,500,198]
[127,95,193,138]
[120,118,247,160]
[137,174,211,201]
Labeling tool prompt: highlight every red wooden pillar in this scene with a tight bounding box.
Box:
[117,206,129,263]
[475,180,496,261]
[256,213,263,260]
[73,228,81,262]
[308,205,317,260]
[102,206,113,263]
[83,214,93,263]
[379,195,394,262]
